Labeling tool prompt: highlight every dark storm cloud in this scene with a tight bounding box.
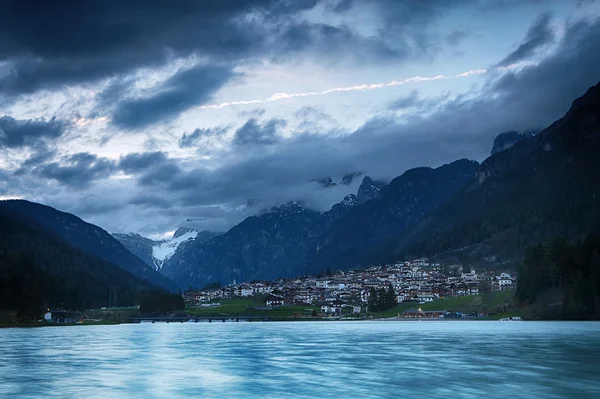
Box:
[34,152,117,188]
[0,0,501,99]
[0,0,318,96]
[0,116,67,148]
[110,64,237,129]
[233,118,286,145]
[25,150,184,189]
[118,152,168,174]
[179,126,230,148]
[496,12,555,67]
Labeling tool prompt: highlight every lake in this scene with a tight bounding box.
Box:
[1,321,599,398]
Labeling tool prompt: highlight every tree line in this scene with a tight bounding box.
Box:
[516,235,600,320]
[367,284,397,312]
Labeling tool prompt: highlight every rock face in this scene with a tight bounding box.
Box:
[403,81,600,268]
[160,160,479,288]
[162,202,328,287]
[490,131,538,155]
[0,200,178,291]
[112,233,160,269]
[356,176,386,203]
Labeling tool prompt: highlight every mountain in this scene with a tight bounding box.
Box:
[161,160,477,288]
[162,202,323,288]
[312,159,480,270]
[158,82,600,289]
[490,130,538,155]
[0,207,164,313]
[114,229,220,271]
[402,82,600,268]
[112,233,160,269]
[0,200,177,291]
[356,176,386,203]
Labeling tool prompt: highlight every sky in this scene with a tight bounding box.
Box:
[1,0,600,238]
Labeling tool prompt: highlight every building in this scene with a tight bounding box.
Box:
[265,294,285,307]
[44,310,78,324]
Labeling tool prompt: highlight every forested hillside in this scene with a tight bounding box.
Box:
[517,235,600,320]
[400,82,600,268]
[0,209,165,318]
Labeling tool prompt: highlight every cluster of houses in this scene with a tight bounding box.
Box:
[183,260,517,312]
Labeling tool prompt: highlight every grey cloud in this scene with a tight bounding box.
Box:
[496,12,554,67]
[446,30,468,46]
[0,0,505,99]
[119,152,168,174]
[138,163,182,186]
[233,118,286,145]
[34,152,117,188]
[0,116,67,148]
[179,126,229,148]
[129,194,174,210]
[110,64,237,129]
[126,15,600,233]
[237,108,266,118]
[0,1,318,96]
[13,146,56,175]
[388,90,423,110]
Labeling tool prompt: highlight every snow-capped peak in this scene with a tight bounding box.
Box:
[152,230,198,269]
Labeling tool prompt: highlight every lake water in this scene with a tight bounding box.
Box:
[1,321,599,398]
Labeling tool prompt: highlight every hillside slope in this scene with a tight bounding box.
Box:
[0,200,177,291]
[0,209,163,313]
[402,82,600,267]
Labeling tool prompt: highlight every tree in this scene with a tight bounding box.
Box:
[385,284,397,309]
[479,280,492,295]
[367,287,378,312]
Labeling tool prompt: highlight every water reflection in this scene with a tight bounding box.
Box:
[1,321,599,398]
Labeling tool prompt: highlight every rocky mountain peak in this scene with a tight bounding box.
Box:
[491,131,537,155]
[357,176,386,203]
[173,227,197,239]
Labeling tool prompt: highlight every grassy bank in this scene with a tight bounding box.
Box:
[371,290,518,319]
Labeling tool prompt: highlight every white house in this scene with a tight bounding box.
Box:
[321,305,341,314]
[316,279,331,289]
[266,295,285,307]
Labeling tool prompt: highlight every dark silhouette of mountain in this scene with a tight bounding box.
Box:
[312,159,480,271]
[402,82,600,268]
[0,200,177,291]
[162,201,326,288]
[0,208,164,313]
[490,130,538,155]
[161,160,478,288]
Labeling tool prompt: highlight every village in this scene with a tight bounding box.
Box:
[183,259,517,317]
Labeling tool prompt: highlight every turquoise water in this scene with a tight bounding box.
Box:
[1,321,599,398]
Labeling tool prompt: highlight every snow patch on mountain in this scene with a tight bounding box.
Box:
[152,230,198,269]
